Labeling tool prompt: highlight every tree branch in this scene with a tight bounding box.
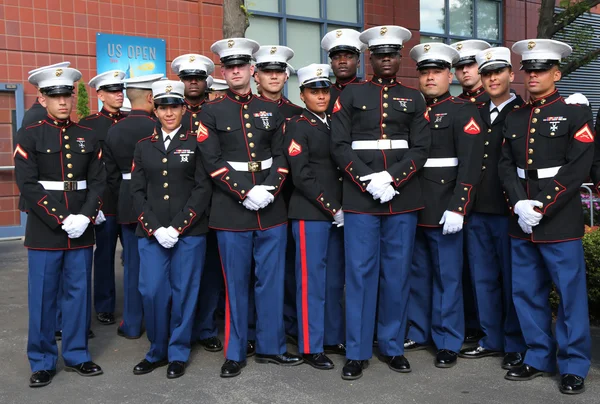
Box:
[561,47,600,78]
[540,0,600,38]
[223,0,250,38]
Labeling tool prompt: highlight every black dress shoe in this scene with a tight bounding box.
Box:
[435,349,458,368]
[167,361,186,379]
[96,312,116,325]
[341,360,368,380]
[464,328,483,344]
[560,374,586,394]
[117,327,142,340]
[64,361,103,376]
[404,338,428,351]
[198,336,223,352]
[459,345,502,359]
[286,334,298,346]
[502,352,524,370]
[505,364,553,381]
[55,331,62,341]
[302,353,334,370]
[381,355,411,373]
[246,340,256,357]
[220,359,246,378]
[133,359,168,375]
[29,370,56,388]
[324,343,346,356]
[88,329,95,339]
[255,352,304,366]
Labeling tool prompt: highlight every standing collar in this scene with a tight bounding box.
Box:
[528,89,561,107]
[44,114,71,127]
[227,89,253,103]
[185,98,205,111]
[99,107,122,119]
[371,76,398,86]
[335,76,359,90]
[490,93,517,113]
[462,85,485,98]
[426,92,453,106]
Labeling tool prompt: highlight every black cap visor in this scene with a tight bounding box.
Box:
[178,70,208,80]
[301,80,332,89]
[329,46,361,57]
[369,44,402,55]
[454,56,477,67]
[41,86,75,96]
[479,61,511,74]
[98,83,125,92]
[416,59,452,70]
[221,55,252,66]
[520,59,559,71]
[154,96,185,106]
[256,62,287,72]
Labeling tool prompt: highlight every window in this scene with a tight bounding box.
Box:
[245,0,364,104]
[420,0,503,95]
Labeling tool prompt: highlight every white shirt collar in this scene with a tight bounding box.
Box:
[161,125,182,141]
[307,110,328,125]
[490,93,517,113]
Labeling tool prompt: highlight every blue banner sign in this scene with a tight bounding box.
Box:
[96,33,166,78]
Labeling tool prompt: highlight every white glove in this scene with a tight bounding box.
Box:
[242,198,261,211]
[379,185,399,203]
[332,209,344,227]
[154,227,178,249]
[94,210,106,226]
[360,171,393,199]
[514,200,544,226]
[518,217,533,234]
[61,214,90,239]
[439,210,464,235]
[246,185,275,209]
[565,93,589,106]
[166,226,180,241]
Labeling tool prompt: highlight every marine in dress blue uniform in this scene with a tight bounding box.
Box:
[130,80,212,379]
[459,47,526,368]
[331,26,431,380]
[499,39,593,395]
[104,73,163,339]
[198,38,303,378]
[451,39,491,344]
[321,29,366,115]
[171,53,224,353]
[252,45,302,344]
[285,64,345,370]
[406,43,485,368]
[82,70,127,326]
[15,66,105,387]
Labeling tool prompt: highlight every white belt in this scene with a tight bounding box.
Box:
[227,157,273,172]
[351,140,409,150]
[517,166,561,180]
[39,180,87,191]
[122,173,132,180]
[424,158,459,168]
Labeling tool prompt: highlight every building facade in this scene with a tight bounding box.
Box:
[0,0,596,232]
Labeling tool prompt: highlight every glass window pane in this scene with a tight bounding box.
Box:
[327,0,358,23]
[449,0,473,37]
[246,16,280,46]
[286,0,320,18]
[285,75,303,106]
[420,35,445,44]
[477,0,500,41]
[449,83,463,96]
[247,0,279,13]
[286,21,322,66]
[420,0,445,35]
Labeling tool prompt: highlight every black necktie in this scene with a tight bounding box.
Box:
[490,107,499,124]
[164,135,172,150]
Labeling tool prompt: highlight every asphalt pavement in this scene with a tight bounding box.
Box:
[0,238,598,404]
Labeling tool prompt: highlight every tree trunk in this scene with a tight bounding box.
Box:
[537,0,555,38]
[223,0,250,38]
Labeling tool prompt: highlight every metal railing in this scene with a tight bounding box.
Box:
[0,166,15,171]
[581,182,596,227]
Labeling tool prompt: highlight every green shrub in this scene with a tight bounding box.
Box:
[76,82,90,120]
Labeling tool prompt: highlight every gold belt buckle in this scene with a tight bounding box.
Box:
[248,161,261,172]
[63,181,75,191]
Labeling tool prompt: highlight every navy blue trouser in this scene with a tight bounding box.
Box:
[119,224,143,336]
[28,248,93,372]
[93,215,119,314]
[292,220,345,353]
[407,227,465,352]
[217,225,287,362]
[138,235,206,362]
[466,212,524,352]
[345,212,417,360]
[511,238,591,378]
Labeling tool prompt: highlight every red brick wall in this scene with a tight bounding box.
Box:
[0,92,20,226]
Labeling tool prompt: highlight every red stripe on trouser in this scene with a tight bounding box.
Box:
[299,220,310,353]
[217,245,231,357]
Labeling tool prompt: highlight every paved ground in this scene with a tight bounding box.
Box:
[0,238,598,404]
